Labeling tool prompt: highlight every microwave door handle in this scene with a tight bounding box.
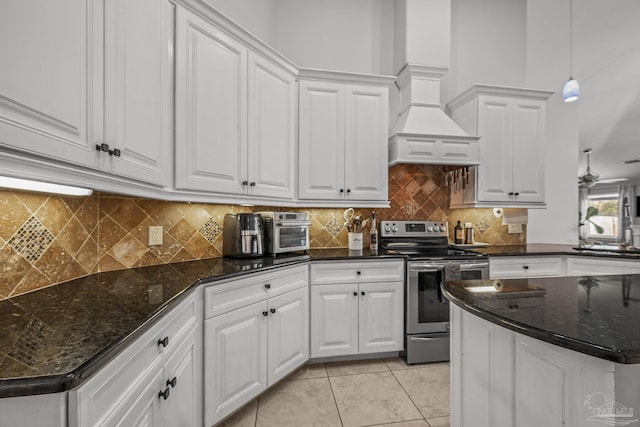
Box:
[274,221,312,227]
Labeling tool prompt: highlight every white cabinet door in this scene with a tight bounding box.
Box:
[358,282,403,354]
[267,287,309,385]
[344,85,389,201]
[175,6,247,194]
[310,283,358,358]
[458,307,514,427]
[114,370,163,427]
[0,0,102,168]
[248,51,296,199]
[162,327,202,427]
[476,97,512,202]
[511,99,545,203]
[205,300,267,426]
[103,0,173,186]
[298,80,345,200]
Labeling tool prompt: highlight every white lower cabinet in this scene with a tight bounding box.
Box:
[566,256,640,276]
[204,264,309,426]
[489,256,565,279]
[310,260,404,358]
[69,290,203,427]
[451,304,615,427]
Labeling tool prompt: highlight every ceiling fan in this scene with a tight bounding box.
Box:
[579,149,600,188]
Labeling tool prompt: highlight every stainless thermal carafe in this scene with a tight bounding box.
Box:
[223,213,265,258]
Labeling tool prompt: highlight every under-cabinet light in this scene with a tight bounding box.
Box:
[0,176,93,196]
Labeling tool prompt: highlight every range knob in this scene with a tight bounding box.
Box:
[384,225,391,232]
[392,225,399,232]
[439,226,446,232]
[427,226,434,232]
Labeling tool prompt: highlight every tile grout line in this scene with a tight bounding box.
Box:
[327,374,345,427]
[388,368,430,424]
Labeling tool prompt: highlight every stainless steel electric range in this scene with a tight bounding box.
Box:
[379,220,489,364]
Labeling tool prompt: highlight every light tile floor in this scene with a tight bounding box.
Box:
[216,358,450,427]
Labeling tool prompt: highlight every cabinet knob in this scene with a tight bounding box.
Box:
[158,388,170,400]
[108,148,121,157]
[95,143,109,152]
[242,181,249,186]
[347,189,351,193]
[262,311,269,316]
[353,291,358,296]
[157,336,169,348]
[361,291,365,296]
[250,182,256,187]
[340,189,344,193]
[264,283,271,290]
[270,308,276,314]
[523,265,529,270]
[508,192,514,196]
[514,192,519,197]
[356,271,361,275]
[167,377,177,388]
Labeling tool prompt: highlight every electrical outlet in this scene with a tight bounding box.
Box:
[148,226,163,245]
[508,224,523,234]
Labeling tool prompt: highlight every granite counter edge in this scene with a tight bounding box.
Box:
[442,284,640,364]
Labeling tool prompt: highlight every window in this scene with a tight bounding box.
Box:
[586,190,619,241]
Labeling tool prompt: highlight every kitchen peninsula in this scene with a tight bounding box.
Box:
[444,274,640,427]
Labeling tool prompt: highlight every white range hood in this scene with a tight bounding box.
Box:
[388,0,479,166]
[388,64,480,166]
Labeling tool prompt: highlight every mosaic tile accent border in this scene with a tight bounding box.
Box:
[8,217,54,262]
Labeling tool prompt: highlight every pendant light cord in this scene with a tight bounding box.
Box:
[569,0,573,78]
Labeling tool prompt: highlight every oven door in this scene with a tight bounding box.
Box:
[406,262,450,334]
[272,221,310,253]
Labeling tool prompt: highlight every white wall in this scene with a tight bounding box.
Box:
[447,0,527,101]
[526,0,579,244]
[276,0,393,74]
[202,0,279,46]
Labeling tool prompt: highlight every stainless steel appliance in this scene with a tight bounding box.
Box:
[258,211,311,255]
[223,213,265,258]
[380,220,489,364]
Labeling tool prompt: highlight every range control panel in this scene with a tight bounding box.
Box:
[379,221,448,238]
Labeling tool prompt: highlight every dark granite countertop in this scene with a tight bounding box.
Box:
[0,255,312,398]
[443,275,640,364]
[0,250,404,398]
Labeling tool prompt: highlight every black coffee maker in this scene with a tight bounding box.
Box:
[222,213,265,258]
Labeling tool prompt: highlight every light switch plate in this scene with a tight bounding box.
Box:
[149,226,163,245]
[508,224,522,234]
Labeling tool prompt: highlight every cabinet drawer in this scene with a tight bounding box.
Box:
[566,256,640,276]
[490,256,565,279]
[310,260,404,285]
[204,264,308,319]
[69,289,200,427]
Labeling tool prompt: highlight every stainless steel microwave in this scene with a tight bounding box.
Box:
[258,211,311,254]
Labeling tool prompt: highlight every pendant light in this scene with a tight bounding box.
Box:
[579,149,599,188]
[563,0,580,102]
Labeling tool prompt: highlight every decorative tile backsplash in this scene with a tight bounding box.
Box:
[0,163,524,300]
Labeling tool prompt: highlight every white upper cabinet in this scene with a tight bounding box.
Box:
[447,85,553,208]
[0,0,102,168]
[298,71,393,206]
[175,6,296,200]
[103,0,174,186]
[0,0,173,187]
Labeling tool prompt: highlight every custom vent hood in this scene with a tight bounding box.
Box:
[388,0,480,166]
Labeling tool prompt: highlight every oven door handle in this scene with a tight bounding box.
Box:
[409,336,450,343]
[459,263,489,270]
[409,265,444,273]
[274,221,312,227]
